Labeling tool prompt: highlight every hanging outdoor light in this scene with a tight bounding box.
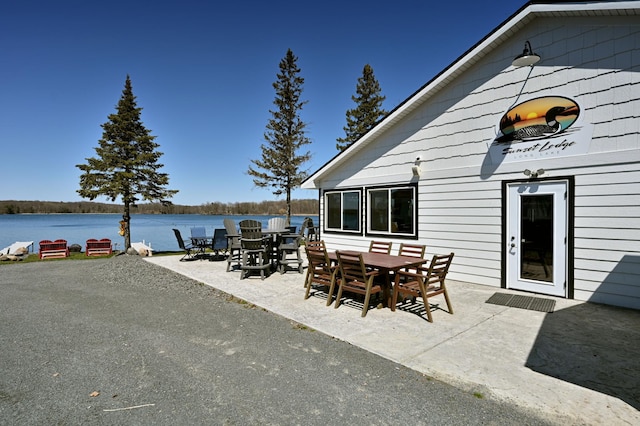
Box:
[512,40,541,67]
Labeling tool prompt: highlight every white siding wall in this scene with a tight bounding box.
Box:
[317,15,640,309]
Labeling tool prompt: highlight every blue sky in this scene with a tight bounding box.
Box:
[1,0,521,206]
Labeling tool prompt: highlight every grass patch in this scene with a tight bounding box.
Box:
[473,392,484,399]
[226,295,256,309]
[291,321,315,332]
[0,251,117,265]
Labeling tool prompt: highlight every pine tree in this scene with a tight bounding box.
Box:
[77,75,178,250]
[336,64,388,151]
[248,49,311,224]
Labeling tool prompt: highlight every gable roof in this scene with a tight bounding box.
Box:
[301,0,640,189]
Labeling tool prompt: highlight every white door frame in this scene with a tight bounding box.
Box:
[505,179,571,297]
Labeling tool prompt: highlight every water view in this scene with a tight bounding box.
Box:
[0,214,317,253]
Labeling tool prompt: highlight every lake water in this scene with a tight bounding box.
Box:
[0,214,318,253]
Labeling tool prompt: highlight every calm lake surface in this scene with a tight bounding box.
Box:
[0,214,318,253]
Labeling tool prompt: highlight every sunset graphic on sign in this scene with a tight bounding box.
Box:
[496,96,580,143]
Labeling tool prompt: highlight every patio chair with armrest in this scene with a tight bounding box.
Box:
[334,250,383,317]
[304,240,338,305]
[391,253,455,322]
[173,229,196,261]
[277,227,304,274]
[239,219,271,280]
[223,219,242,271]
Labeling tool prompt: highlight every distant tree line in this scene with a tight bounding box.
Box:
[0,199,319,216]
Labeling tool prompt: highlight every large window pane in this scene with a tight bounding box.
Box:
[391,188,414,234]
[326,193,341,229]
[343,192,360,231]
[370,190,389,232]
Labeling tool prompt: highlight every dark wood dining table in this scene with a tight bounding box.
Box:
[327,250,428,307]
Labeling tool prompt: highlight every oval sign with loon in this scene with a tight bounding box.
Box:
[496,96,580,143]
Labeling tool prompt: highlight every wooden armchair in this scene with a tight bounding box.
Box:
[334,251,383,317]
[392,253,455,322]
[304,240,338,305]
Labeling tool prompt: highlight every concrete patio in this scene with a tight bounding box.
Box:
[145,254,640,425]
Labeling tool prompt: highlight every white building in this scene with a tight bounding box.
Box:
[302,1,640,310]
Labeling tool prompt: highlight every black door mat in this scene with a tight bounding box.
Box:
[486,292,555,313]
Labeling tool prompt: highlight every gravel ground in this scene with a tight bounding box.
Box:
[0,255,557,425]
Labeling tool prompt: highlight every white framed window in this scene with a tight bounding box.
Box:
[324,189,361,233]
[367,185,416,237]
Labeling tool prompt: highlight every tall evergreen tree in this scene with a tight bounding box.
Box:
[248,49,311,224]
[77,75,177,250]
[336,64,388,151]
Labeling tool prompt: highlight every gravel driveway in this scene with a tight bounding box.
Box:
[0,256,554,425]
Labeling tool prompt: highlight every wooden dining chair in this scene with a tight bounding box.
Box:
[334,250,383,317]
[369,240,392,254]
[303,240,338,305]
[391,253,455,322]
